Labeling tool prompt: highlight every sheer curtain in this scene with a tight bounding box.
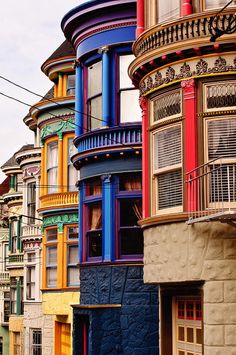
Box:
[47,142,58,193]
[158,0,180,23]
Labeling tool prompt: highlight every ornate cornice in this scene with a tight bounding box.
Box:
[140,54,236,96]
[41,118,75,141]
[42,213,78,229]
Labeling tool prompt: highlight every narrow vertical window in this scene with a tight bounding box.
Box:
[27,182,36,224]
[119,55,141,123]
[26,253,36,300]
[47,141,58,194]
[11,220,18,253]
[30,329,42,355]
[3,291,10,323]
[45,229,57,288]
[13,332,21,355]
[117,173,143,258]
[87,61,102,130]
[67,227,79,287]
[68,138,77,192]
[67,74,75,95]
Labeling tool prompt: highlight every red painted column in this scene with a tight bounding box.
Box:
[181,0,193,16]
[139,96,149,218]
[136,0,144,38]
[181,78,198,212]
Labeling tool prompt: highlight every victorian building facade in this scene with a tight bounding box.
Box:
[130,0,236,354]
[29,40,79,354]
[62,1,159,354]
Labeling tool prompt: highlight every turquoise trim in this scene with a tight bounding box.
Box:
[41,118,75,140]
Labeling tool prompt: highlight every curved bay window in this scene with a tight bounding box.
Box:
[87,60,102,130]
[67,74,75,96]
[85,177,102,260]
[27,182,36,224]
[117,173,143,258]
[119,55,141,123]
[47,141,58,194]
[66,226,79,287]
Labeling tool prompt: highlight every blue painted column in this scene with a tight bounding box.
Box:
[102,175,114,261]
[79,181,84,263]
[75,62,83,136]
[102,47,110,127]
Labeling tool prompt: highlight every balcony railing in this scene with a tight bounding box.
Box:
[186,158,236,224]
[134,11,236,57]
[40,192,78,209]
[0,272,10,283]
[22,224,42,239]
[75,124,142,154]
[8,254,24,264]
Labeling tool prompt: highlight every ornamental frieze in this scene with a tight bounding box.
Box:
[140,55,236,95]
[42,213,78,228]
[41,118,75,141]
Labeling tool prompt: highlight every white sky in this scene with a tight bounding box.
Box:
[0,0,86,182]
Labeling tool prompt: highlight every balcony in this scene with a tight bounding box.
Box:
[186,158,236,224]
[40,192,78,210]
[75,124,142,155]
[7,254,24,267]
[133,10,236,58]
[22,224,42,241]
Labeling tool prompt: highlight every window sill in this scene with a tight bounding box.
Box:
[138,212,189,229]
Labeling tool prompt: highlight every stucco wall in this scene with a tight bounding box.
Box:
[144,220,236,353]
[24,303,43,355]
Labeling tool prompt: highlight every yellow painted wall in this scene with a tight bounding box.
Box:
[42,291,79,323]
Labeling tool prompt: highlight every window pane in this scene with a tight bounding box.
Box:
[67,227,78,240]
[88,61,102,97]
[208,119,236,160]
[205,0,233,9]
[120,227,143,255]
[120,199,142,226]
[158,170,182,209]
[67,74,75,95]
[47,247,57,265]
[158,0,180,22]
[47,141,58,193]
[86,177,102,196]
[47,268,57,287]
[12,220,18,236]
[119,55,135,89]
[46,229,57,242]
[119,173,142,191]
[47,141,58,168]
[88,203,102,230]
[88,96,102,130]
[120,90,141,123]
[68,245,78,264]
[88,231,102,258]
[68,267,79,286]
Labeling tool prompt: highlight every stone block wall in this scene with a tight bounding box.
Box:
[144,220,236,353]
[74,265,159,355]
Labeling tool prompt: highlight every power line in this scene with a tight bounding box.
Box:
[0,75,142,152]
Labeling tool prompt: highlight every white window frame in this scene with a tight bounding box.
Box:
[151,123,183,215]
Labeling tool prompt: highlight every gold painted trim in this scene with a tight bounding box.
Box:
[139,212,189,229]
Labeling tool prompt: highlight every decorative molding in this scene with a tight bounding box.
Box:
[42,213,78,228]
[23,166,41,179]
[41,118,75,141]
[140,55,236,96]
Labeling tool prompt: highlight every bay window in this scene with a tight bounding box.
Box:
[47,141,58,194]
[45,228,57,288]
[157,0,180,23]
[87,61,102,130]
[11,220,18,253]
[119,55,141,123]
[153,124,182,212]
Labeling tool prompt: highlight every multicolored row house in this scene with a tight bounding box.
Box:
[61,0,159,353]
[129,0,236,354]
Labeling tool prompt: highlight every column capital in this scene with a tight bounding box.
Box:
[98,45,109,54]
